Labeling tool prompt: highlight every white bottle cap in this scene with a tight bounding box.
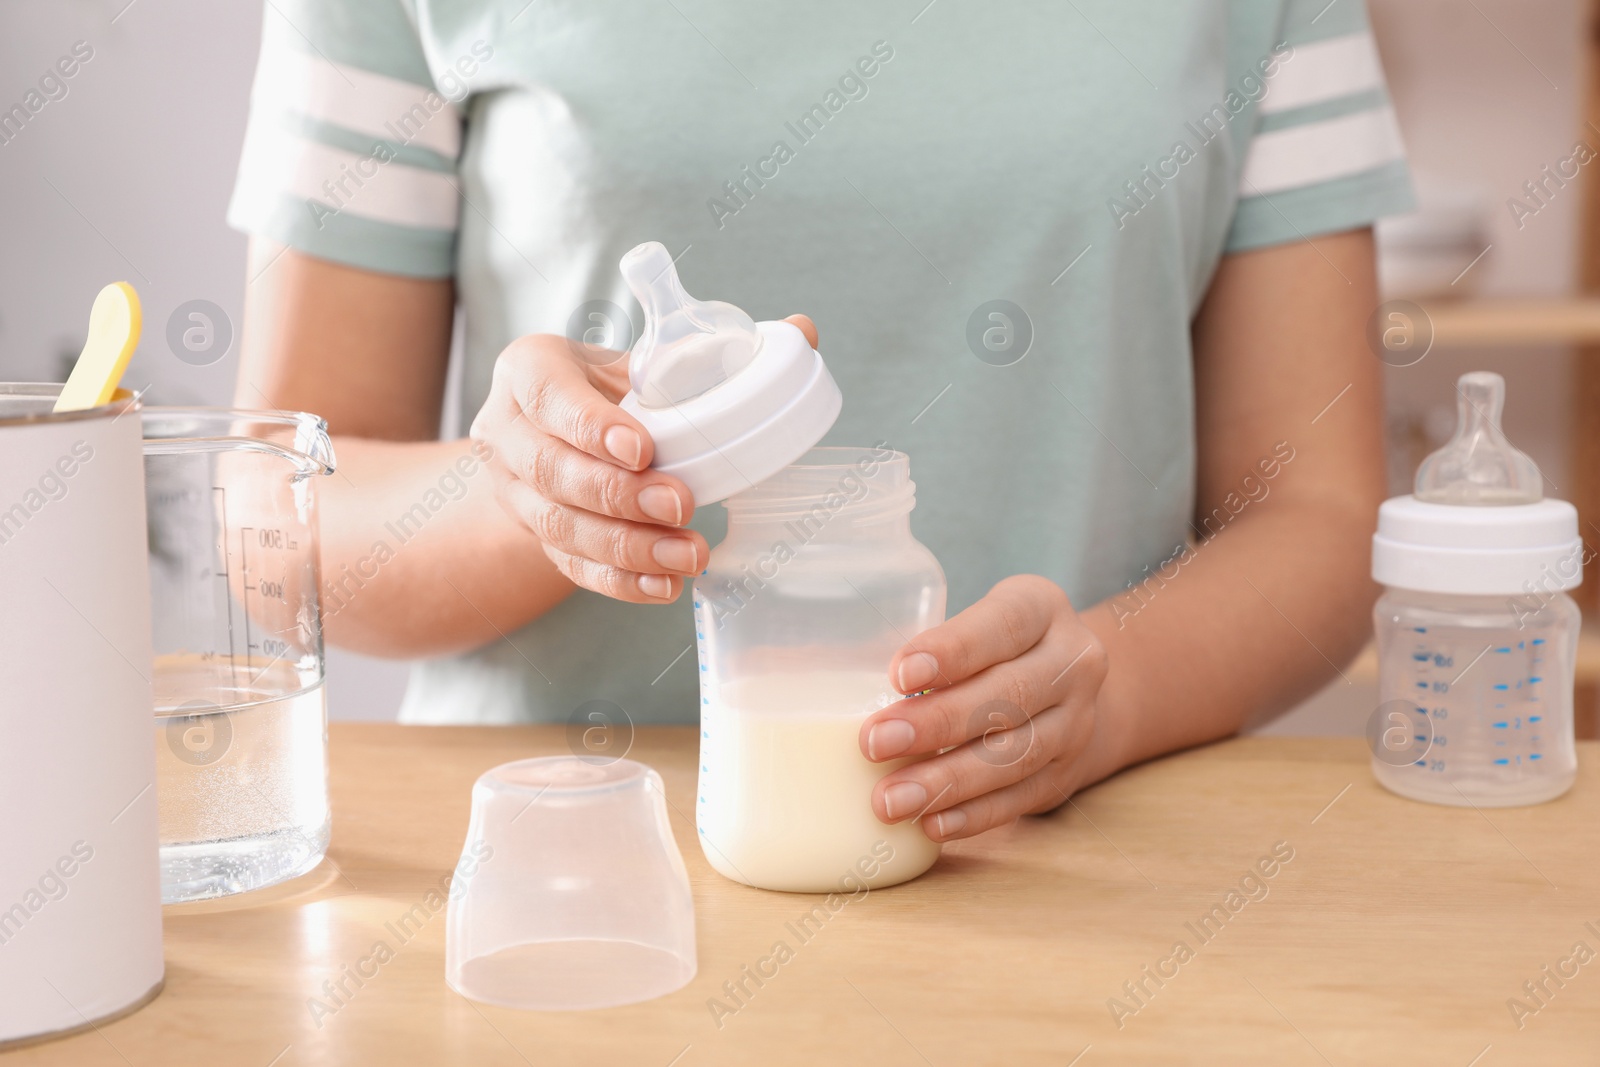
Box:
[1373,372,1583,595]
[617,243,841,505]
[1373,496,1582,595]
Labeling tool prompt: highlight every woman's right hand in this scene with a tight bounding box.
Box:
[469,331,707,603]
[472,314,819,604]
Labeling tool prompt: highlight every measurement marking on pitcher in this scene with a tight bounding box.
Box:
[214,486,239,672]
[240,527,255,666]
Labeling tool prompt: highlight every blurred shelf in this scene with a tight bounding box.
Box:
[1418,298,1600,348]
[1347,624,1600,685]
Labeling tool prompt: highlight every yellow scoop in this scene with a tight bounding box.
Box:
[53,282,141,412]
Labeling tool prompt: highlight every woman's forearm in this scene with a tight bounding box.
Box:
[316,436,575,658]
[1071,229,1388,783]
[234,244,565,657]
[1082,487,1377,780]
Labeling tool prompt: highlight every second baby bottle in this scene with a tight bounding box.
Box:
[1370,372,1582,806]
[616,242,945,892]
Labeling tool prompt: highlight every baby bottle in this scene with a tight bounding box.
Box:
[693,449,945,892]
[1370,372,1583,806]
[617,243,945,892]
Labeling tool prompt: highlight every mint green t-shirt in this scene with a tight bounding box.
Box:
[228,0,1412,724]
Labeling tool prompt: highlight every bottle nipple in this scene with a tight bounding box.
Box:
[621,242,762,409]
[1414,371,1542,505]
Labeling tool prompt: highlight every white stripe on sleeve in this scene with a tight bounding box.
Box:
[1260,32,1386,116]
[234,124,461,230]
[1238,105,1405,197]
[252,46,462,160]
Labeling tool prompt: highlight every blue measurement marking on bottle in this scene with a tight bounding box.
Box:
[1533,638,1546,645]
[1493,684,1509,690]
[1495,647,1511,653]
[1414,627,1427,633]
[1530,715,1542,722]
[1493,721,1508,728]
[1531,753,1543,760]
[1530,677,1543,684]
[1494,758,1510,765]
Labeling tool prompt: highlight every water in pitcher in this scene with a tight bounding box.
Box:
[153,654,329,903]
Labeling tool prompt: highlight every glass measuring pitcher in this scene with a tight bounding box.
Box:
[142,408,336,903]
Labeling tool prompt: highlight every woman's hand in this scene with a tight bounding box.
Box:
[470,315,818,604]
[859,574,1113,842]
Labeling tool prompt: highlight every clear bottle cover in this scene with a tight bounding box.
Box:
[621,241,762,409]
[1413,371,1542,505]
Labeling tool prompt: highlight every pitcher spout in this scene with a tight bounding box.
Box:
[141,408,336,480]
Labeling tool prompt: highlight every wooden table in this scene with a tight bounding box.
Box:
[11,726,1600,1066]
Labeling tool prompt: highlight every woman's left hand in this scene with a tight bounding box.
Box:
[859,574,1113,842]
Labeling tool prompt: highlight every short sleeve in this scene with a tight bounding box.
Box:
[1225,0,1415,253]
[227,0,461,278]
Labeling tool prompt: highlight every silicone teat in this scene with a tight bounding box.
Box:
[1414,371,1542,505]
[622,242,762,409]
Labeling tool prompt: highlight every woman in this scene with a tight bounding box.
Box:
[229,0,1409,842]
